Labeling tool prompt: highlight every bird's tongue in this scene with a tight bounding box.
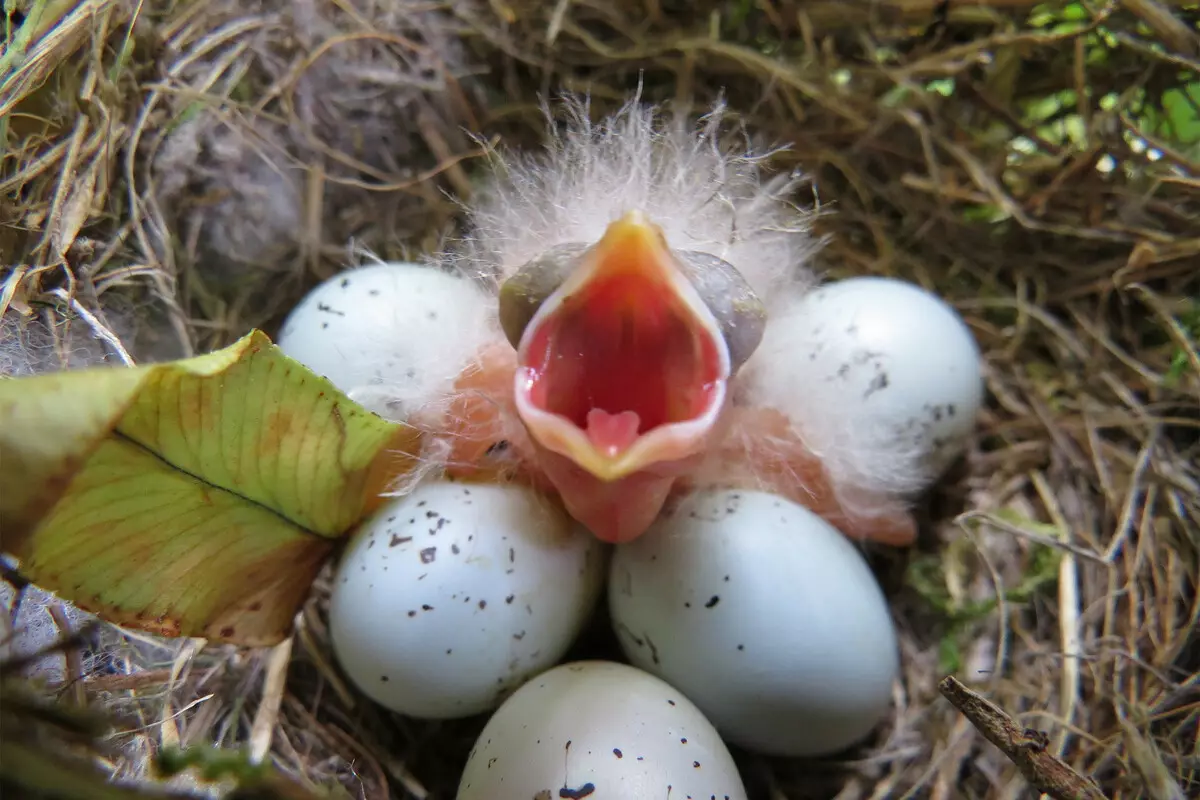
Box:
[515,267,722,479]
[512,212,731,542]
[585,408,642,457]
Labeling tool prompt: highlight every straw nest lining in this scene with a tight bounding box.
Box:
[2,0,1198,798]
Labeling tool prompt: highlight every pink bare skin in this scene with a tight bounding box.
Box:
[409,343,917,547]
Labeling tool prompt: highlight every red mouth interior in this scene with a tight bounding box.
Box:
[522,269,723,456]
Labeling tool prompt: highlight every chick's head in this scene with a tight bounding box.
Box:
[451,96,819,543]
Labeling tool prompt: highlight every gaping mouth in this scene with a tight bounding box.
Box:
[513,212,730,481]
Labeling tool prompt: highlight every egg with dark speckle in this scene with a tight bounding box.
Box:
[609,488,899,757]
[329,480,606,719]
[457,660,747,800]
[742,276,983,500]
[275,261,492,419]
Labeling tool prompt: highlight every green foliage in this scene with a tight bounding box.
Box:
[717,0,783,55]
[961,204,1011,224]
[1028,2,1091,32]
[1136,82,1200,151]
[1164,299,1200,387]
[156,746,347,799]
[938,635,963,675]
[906,519,1064,674]
[1018,4,1198,164]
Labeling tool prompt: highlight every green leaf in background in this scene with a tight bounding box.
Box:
[1132,82,1200,155]
[1164,299,1200,387]
[0,330,422,645]
[1028,1,1090,33]
[1160,83,1200,145]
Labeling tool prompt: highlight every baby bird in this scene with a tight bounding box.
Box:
[280,96,980,547]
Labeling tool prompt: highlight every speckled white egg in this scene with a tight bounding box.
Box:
[275,261,493,418]
[457,660,748,800]
[743,275,983,497]
[609,488,899,758]
[328,480,607,719]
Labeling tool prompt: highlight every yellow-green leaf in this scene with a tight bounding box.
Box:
[0,330,421,645]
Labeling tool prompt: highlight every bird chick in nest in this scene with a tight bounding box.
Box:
[283,96,962,546]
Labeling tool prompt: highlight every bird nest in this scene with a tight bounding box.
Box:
[2,0,1198,798]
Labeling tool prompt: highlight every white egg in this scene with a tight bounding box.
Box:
[328,480,606,719]
[457,660,748,800]
[275,261,493,418]
[609,488,899,758]
[743,275,984,497]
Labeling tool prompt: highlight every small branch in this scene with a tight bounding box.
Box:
[1119,0,1200,56]
[938,676,1109,800]
[249,631,295,764]
[49,287,136,366]
[46,603,86,708]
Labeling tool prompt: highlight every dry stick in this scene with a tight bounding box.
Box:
[1119,0,1200,56]
[46,603,86,708]
[938,676,1109,800]
[250,632,296,764]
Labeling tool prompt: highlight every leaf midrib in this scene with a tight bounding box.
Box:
[111,428,317,538]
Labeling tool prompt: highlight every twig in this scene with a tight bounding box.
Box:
[46,602,86,707]
[1117,715,1188,800]
[0,622,98,678]
[1031,471,1084,758]
[1119,0,1200,56]
[49,287,136,366]
[250,632,295,764]
[938,676,1109,800]
[546,0,572,45]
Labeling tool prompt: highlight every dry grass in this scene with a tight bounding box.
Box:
[2,0,482,360]
[3,0,1199,798]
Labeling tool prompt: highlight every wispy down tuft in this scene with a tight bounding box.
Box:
[448,94,822,307]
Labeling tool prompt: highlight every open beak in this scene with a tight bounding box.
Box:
[513,212,730,542]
